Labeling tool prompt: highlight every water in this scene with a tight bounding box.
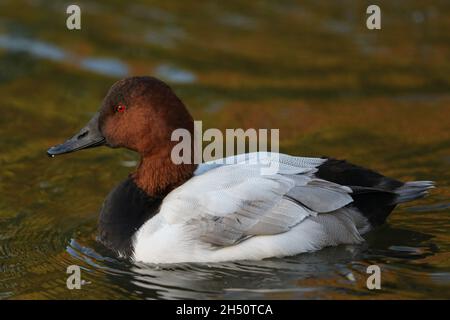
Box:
[0,0,449,299]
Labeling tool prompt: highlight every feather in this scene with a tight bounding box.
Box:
[156,153,353,247]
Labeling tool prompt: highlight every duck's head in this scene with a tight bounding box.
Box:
[48,76,193,156]
[47,76,196,195]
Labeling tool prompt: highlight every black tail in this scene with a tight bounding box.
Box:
[316,158,434,226]
[393,181,435,204]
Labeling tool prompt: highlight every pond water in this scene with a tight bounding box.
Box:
[0,0,449,299]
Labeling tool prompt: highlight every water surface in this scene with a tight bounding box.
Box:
[0,0,449,299]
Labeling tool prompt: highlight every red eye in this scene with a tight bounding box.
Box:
[115,104,126,113]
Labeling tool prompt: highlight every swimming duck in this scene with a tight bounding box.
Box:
[47,76,434,264]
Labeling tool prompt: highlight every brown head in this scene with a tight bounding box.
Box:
[47,76,197,196]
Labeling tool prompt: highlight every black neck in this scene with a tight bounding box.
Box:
[98,178,163,257]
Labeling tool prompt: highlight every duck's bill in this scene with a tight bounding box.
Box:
[47,113,105,157]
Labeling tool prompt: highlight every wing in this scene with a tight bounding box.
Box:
[193,152,325,175]
[159,153,354,247]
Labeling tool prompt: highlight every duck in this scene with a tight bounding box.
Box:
[47,76,434,264]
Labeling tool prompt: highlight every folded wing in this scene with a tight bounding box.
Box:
[159,154,354,247]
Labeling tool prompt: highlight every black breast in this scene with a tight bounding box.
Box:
[98,178,162,257]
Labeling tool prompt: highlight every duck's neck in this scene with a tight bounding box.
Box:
[132,147,197,197]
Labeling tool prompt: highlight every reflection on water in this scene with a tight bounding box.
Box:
[61,225,439,300]
[0,0,449,299]
[145,26,186,48]
[80,57,128,77]
[154,64,196,84]
[0,35,67,61]
[0,34,129,77]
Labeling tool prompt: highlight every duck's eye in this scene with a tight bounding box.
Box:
[115,104,126,113]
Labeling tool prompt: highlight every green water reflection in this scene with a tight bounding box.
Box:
[0,0,449,299]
